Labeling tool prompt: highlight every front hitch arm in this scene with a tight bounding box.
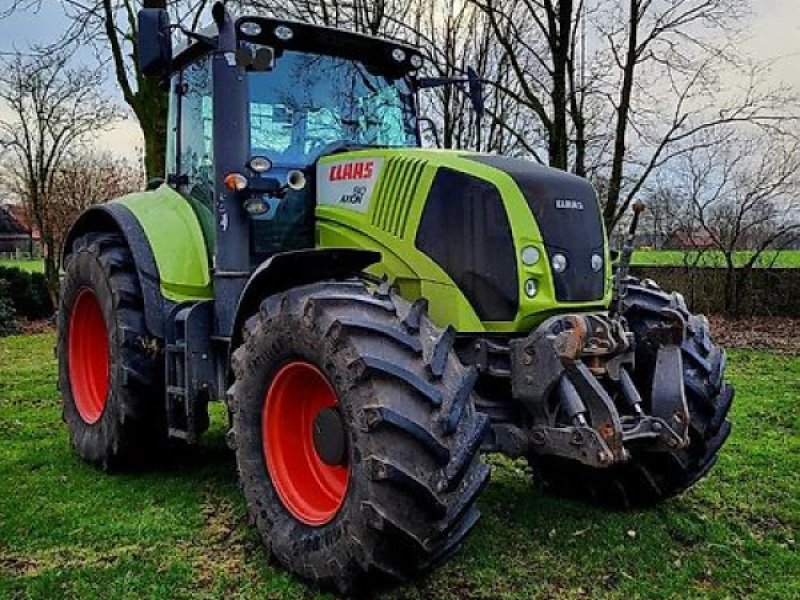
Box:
[509,312,690,468]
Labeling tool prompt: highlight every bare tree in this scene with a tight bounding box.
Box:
[674,131,800,315]
[0,51,119,300]
[467,0,799,233]
[4,1,212,179]
[48,151,144,267]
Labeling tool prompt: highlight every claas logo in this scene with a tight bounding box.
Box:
[329,161,375,182]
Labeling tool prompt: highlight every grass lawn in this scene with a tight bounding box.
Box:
[0,259,44,274]
[632,249,800,268]
[1,333,798,599]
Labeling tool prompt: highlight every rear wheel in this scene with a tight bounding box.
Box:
[529,279,733,508]
[57,232,165,470]
[228,281,490,594]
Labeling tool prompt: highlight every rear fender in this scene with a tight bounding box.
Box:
[63,203,169,339]
[63,186,212,339]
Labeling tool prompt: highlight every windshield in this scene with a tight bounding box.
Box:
[247,50,418,167]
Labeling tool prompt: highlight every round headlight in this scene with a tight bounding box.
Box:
[392,48,407,63]
[591,253,603,272]
[248,156,273,174]
[524,278,539,298]
[410,54,424,69]
[274,25,294,41]
[551,253,568,273]
[239,21,262,36]
[521,246,541,266]
[243,198,269,215]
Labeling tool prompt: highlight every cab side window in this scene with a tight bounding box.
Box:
[167,56,214,210]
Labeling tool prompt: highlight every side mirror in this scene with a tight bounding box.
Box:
[138,9,173,77]
[467,67,485,121]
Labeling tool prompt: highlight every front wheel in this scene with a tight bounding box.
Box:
[227,282,490,594]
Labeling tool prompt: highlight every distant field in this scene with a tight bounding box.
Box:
[0,258,44,273]
[632,250,800,268]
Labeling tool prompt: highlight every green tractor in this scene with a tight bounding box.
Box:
[57,3,734,593]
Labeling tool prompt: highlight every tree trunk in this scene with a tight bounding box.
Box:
[43,236,59,308]
[133,77,169,180]
[723,261,736,317]
[603,0,639,232]
[545,0,571,171]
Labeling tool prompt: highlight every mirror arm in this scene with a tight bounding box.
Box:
[167,24,217,49]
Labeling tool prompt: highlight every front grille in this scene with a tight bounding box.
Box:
[468,155,605,303]
[416,168,518,322]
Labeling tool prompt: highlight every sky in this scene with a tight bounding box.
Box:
[0,0,798,162]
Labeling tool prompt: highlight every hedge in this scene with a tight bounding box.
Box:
[0,280,18,336]
[0,266,54,320]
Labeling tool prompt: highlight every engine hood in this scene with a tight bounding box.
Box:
[315,148,609,330]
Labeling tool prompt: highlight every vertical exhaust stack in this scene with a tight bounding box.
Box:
[613,200,646,315]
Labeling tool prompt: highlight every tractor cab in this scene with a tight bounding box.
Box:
[159,13,425,263]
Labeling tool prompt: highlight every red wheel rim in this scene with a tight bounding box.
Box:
[262,361,350,526]
[68,288,110,424]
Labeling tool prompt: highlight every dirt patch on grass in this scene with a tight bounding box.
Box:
[16,318,54,335]
[183,493,258,589]
[0,554,39,577]
[709,316,800,353]
[0,545,143,578]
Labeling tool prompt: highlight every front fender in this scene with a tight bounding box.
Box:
[229,248,380,351]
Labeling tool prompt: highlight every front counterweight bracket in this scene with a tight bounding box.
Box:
[650,344,690,447]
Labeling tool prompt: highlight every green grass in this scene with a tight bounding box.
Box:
[1,333,798,599]
[0,259,44,274]
[632,249,800,268]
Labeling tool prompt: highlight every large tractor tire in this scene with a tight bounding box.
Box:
[227,281,490,594]
[57,232,165,470]
[529,278,733,508]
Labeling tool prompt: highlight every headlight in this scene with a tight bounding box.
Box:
[521,246,541,266]
[248,156,272,174]
[243,198,268,215]
[392,48,407,62]
[591,253,603,272]
[551,253,568,273]
[524,278,538,298]
[239,21,262,36]
[274,25,294,41]
[410,54,424,69]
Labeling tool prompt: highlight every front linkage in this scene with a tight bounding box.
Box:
[507,311,690,468]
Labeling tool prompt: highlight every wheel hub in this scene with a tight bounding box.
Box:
[312,407,347,466]
[262,361,350,526]
[68,287,110,424]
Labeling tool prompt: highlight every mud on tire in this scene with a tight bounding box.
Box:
[57,232,165,470]
[529,278,734,508]
[227,281,490,594]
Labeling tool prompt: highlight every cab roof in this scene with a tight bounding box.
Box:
[235,16,424,76]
